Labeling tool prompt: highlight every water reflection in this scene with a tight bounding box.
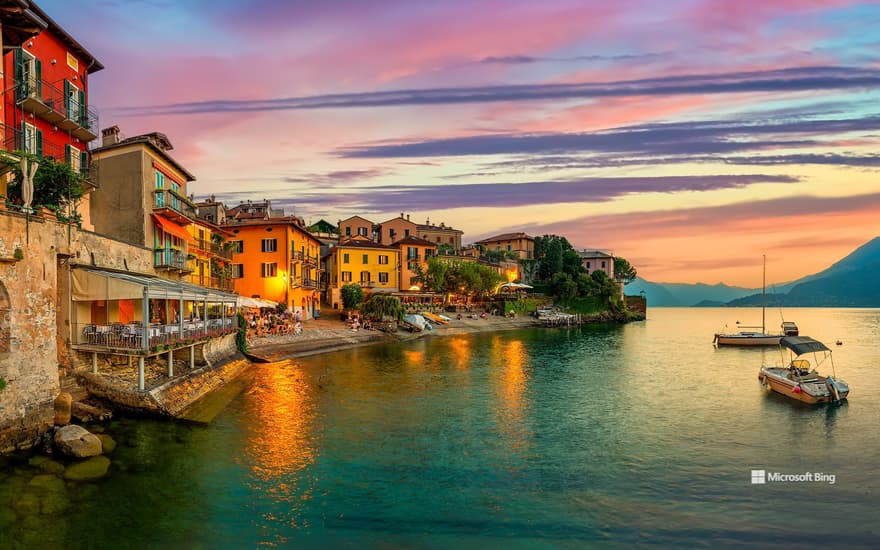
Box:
[489,337,532,454]
[241,361,317,483]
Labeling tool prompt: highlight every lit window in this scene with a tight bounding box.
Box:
[342,271,352,282]
[261,239,277,252]
[261,263,277,277]
[231,264,244,278]
[379,272,389,283]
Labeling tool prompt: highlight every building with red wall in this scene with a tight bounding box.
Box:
[2,1,102,207]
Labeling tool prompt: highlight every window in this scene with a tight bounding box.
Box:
[360,271,371,283]
[507,245,512,252]
[345,227,351,236]
[231,264,244,278]
[408,262,419,271]
[362,254,369,264]
[342,271,352,282]
[343,253,350,264]
[357,227,368,237]
[426,249,434,258]
[65,79,81,122]
[379,255,389,265]
[18,49,38,99]
[407,247,418,260]
[379,272,389,283]
[436,237,441,243]
[601,261,606,268]
[261,263,277,277]
[171,181,180,194]
[230,240,243,254]
[261,239,277,252]
[389,229,396,240]
[404,229,410,237]
[22,122,40,155]
[155,171,165,189]
[450,237,454,244]
[586,261,591,269]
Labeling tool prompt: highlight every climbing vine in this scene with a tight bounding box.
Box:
[236,312,248,354]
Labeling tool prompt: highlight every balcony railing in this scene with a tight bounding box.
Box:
[303,277,319,289]
[153,189,196,223]
[304,254,318,266]
[73,319,236,352]
[154,248,189,271]
[291,249,303,262]
[1,125,97,185]
[211,242,233,260]
[189,274,234,292]
[14,75,99,142]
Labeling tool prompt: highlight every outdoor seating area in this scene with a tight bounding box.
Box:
[79,318,236,350]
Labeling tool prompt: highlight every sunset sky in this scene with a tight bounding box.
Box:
[41,0,880,287]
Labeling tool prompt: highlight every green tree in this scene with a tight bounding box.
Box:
[340,284,363,310]
[550,272,578,303]
[3,153,87,210]
[614,257,638,284]
[534,235,583,283]
[361,295,404,321]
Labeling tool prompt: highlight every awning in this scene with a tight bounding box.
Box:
[72,265,238,303]
[152,214,191,242]
[236,296,278,308]
[780,336,831,355]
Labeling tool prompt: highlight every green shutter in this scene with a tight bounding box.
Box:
[64,80,72,120]
[36,129,43,158]
[78,89,86,127]
[80,150,88,177]
[65,144,72,165]
[14,49,23,100]
[34,58,42,99]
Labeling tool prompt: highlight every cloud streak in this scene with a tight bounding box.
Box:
[109,66,880,116]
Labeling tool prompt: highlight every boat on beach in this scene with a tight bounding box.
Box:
[713,255,797,346]
[758,336,849,405]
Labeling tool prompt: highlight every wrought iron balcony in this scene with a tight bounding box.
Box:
[303,277,319,289]
[291,249,304,262]
[152,189,196,224]
[211,242,233,260]
[154,248,191,271]
[14,75,99,142]
[2,125,97,186]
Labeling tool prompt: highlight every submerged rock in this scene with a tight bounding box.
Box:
[63,456,111,481]
[96,434,116,454]
[54,425,102,458]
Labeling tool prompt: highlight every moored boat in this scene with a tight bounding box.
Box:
[758,336,849,404]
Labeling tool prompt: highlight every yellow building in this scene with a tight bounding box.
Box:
[325,238,399,310]
[227,218,322,318]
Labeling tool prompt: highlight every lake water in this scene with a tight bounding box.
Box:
[1,308,878,548]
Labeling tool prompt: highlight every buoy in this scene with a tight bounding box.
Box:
[793,385,802,393]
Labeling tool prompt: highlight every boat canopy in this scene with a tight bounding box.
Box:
[780,336,830,355]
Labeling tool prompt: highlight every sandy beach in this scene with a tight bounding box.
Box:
[247,314,538,362]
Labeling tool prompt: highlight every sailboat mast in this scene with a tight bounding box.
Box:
[762,254,766,333]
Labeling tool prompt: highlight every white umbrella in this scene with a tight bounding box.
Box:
[20,157,35,210]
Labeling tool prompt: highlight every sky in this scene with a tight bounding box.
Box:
[39,0,880,287]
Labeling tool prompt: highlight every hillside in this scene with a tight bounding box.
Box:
[630,237,880,307]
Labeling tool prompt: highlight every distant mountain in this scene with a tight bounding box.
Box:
[625,277,756,306]
[629,236,880,307]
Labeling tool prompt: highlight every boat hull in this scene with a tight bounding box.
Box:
[715,333,781,346]
[758,368,849,404]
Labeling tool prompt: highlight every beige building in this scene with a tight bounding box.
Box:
[339,215,375,240]
[417,218,463,251]
[90,126,197,280]
[395,235,437,290]
[474,232,534,260]
[580,250,615,279]
[378,213,417,245]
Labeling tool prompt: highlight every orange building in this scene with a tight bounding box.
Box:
[338,215,375,240]
[395,236,437,290]
[378,213,417,245]
[227,218,322,318]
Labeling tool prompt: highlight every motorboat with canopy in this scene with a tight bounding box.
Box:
[758,336,849,404]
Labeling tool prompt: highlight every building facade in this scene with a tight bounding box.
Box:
[378,213,417,245]
[417,218,463,251]
[90,126,198,280]
[580,249,615,279]
[324,238,399,309]
[395,235,437,290]
[227,219,322,318]
[338,215,375,240]
[474,232,534,260]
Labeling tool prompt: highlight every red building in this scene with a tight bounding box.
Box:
[2,1,102,182]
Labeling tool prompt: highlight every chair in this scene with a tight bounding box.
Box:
[83,324,96,345]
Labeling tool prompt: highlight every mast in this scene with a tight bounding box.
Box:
[762,254,766,333]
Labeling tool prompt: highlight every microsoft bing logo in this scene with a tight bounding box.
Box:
[751,470,766,484]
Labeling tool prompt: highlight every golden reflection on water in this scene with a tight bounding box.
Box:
[242,361,317,484]
[489,336,532,453]
[447,336,472,370]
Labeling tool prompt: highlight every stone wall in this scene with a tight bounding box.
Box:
[0,211,154,451]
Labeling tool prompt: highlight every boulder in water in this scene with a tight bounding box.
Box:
[96,434,116,454]
[54,425,102,458]
[54,392,72,426]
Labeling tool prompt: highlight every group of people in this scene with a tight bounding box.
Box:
[246,309,304,338]
[345,312,372,331]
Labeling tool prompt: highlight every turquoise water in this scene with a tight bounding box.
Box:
[1,308,878,548]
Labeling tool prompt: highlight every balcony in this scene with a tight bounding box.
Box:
[304,254,318,267]
[303,277,319,289]
[154,248,191,272]
[14,76,99,142]
[211,242,233,260]
[190,274,234,292]
[291,249,304,262]
[153,189,196,224]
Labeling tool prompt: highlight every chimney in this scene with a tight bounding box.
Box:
[102,125,120,147]
[400,212,404,218]
[406,214,410,221]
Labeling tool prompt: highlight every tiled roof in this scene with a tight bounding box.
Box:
[474,232,533,243]
[579,250,613,258]
[393,236,436,247]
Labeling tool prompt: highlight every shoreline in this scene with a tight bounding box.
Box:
[246,315,541,362]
